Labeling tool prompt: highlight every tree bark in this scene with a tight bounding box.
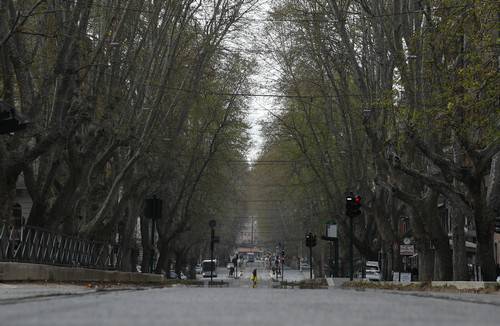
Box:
[450,205,468,280]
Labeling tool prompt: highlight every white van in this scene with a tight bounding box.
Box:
[365,261,381,281]
[201,259,217,278]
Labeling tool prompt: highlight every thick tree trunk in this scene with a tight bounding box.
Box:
[0,172,18,222]
[471,181,497,281]
[140,217,152,273]
[433,230,453,280]
[450,206,468,280]
[174,248,187,276]
[155,239,171,274]
[450,139,468,280]
[486,152,500,215]
[416,239,434,281]
[475,218,496,281]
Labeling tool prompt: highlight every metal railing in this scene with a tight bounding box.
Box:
[0,221,122,270]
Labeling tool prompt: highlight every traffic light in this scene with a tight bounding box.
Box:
[495,218,500,233]
[305,232,317,247]
[281,249,285,257]
[346,193,362,217]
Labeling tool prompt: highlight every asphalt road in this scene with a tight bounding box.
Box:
[1,285,500,326]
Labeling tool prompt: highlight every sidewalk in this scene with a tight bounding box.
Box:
[0,262,163,283]
[0,283,96,304]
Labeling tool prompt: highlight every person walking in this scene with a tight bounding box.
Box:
[250,269,258,288]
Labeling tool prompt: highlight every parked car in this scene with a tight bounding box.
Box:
[166,270,187,280]
[365,261,381,281]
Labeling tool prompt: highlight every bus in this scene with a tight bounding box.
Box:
[201,259,217,278]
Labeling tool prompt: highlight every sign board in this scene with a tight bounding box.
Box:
[326,224,337,238]
[400,273,412,283]
[393,272,412,283]
[400,244,414,256]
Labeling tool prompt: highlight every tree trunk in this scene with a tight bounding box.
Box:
[140,217,152,273]
[155,238,170,274]
[450,206,468,280]
[450,139,468,280]
[486,152,500,215]
[471,180,497,281]
[0,172,17,222]
[417,239,434,281]
[475,217,496,281]
[433,227,453,280]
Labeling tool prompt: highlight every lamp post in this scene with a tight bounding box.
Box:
[209,219,216,283]
[346,193,362,281]
[305,232,317,279]
[280,248,285,282]
[321,222,338,277]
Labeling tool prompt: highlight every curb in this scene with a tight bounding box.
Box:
[0,262,163,283]
[342,280,500,291]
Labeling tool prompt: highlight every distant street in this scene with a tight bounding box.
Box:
[209,261,307,286]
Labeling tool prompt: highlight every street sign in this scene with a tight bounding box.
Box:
[400,244,414,255]
[326,223,337,238]
[400,273,412,283]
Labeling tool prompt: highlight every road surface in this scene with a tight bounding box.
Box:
[1,283,500,326]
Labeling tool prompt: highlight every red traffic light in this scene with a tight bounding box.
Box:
[354,195,362,204]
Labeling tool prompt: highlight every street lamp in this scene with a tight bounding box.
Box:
[346,192,362,281]
[321,222,338,277]
[208,219,217,283]
[305,232,317,279]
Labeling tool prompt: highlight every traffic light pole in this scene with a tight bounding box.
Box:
[234,255,238,279]
[349,216,354,281]
[150,219,155,273]
[210,227,214,283]
[309,245,313,279]
[281,258,284,282]
[334,238,339,277]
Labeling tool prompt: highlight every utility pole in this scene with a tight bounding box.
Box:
[251,216,254,245]
[281,247,285,282]
[209,219,217,283]
[210,227,214,282]
[346,193,362,281]
[309,244,313,279]
[150,219,155,273]
[305,232,317,279]
[349,215,353,281]
[321,222,338,277]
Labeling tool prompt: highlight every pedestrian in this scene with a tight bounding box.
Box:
[250,268,258,288]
